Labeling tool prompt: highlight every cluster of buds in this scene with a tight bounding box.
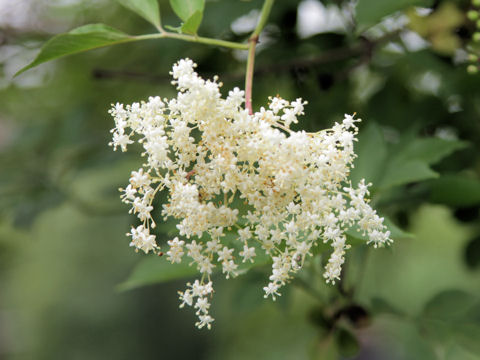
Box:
[109,59,392,329]
[467,0,480,73]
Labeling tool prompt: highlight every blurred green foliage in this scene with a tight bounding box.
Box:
[1,0,480,359]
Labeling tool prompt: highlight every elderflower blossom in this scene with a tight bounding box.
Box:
[109,58,392,329]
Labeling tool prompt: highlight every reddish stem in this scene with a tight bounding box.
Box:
[245,35,259,115]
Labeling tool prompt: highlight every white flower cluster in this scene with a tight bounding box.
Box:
[109,59,392,329]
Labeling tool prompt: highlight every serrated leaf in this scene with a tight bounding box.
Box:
[169,0,204,22]
[181,10,203,35]
[355,0,434,29]
[15,24,132,76]
[116,0,161,29]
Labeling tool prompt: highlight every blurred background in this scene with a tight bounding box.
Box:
[1,0,480,359]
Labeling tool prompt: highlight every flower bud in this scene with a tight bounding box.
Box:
[468,10,479,21]
[467,64,478,74]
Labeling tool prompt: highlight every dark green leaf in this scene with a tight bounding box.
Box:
[419,291,480,354]
[312,335,339,360]
[351,122,388,186]
[394,138,468,166]
[169,0,204,22]
[181,10,203,35]
[346,216,412,243]
[370,297,406,316]
[353,123,466,191]
[116,0,161,29]
[356,0,434,29]
[15,24,132,76]
[430,175,480,207]
[117,256,198,291]
[336,326,360,358]
[445,344,480,360]
[379,160,438,190]
[422,290,479,322]
[384,217,414,239]
[119,234,270,291]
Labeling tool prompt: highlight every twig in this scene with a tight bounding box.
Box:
[244,0,275,114]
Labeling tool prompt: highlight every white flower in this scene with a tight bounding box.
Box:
[195,314,214,329]
[167,237,185,263]
[109,58,392,329]
[127,225,158,254]
[240,244,256,263]
[263,282,281,300]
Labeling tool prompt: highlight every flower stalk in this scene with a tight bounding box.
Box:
[245,0,275,114]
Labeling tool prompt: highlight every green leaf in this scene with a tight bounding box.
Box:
[355,0,433,29]
[15,24,132,76]
[384,217,414,239]
[312,335,339,360]
[117,256,197,291]
[181,10,203,35]
[353,123,465,191]
[116,0,161,29]
[379,160,439,190]
[420,290,480,355]
[169,0,204,22]
[346,216,412,242]
[370,297,406,316]
[445,344,480,360]
[351,122,388,186]
[422,290,479,322]
[394,138,468,166]
[336,326,360,358]
[429,175,480,207]
[164,24,182,33]
[118,234,271,291]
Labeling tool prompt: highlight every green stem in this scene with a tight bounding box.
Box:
[135,32,248,50]
[252,0,275,38]
[244,0,275,114]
